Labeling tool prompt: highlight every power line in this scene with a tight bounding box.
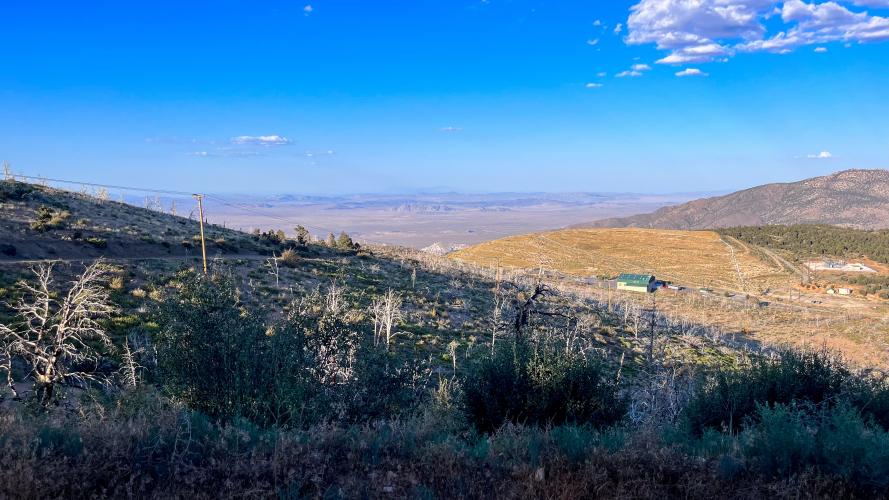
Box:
[10,172,335,236]
[201,194,331,235]
[11,173,195,197]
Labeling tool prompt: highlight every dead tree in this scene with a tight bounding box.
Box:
[266,254,281,288]
[513,284,550,339]
[375,289,403,350]
[324,281,345,315]
[119,339,142,389]
[0,261,117,404]
[369,299,385,346]
[490,268,505,354]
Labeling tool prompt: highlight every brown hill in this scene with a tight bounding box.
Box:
[577,169,889,230]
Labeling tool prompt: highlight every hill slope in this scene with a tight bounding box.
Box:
[0,180,268,262]
[450,227,795,293]
[577,169,889,230]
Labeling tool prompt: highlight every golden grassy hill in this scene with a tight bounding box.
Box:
[450,228,795,294]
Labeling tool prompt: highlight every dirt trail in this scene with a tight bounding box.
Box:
[723,235,805,279]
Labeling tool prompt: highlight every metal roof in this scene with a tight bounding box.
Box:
[617,273,655,286]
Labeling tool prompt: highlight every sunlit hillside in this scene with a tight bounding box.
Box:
[451,228,795,294]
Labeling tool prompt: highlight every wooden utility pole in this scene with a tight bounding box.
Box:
[193,194,208,274]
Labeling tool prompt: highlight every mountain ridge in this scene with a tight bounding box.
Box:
[575,169,889,230]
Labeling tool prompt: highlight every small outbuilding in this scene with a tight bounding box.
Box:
[616,273,657,293]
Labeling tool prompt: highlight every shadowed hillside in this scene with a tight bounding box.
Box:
[0,180,274,261]
[577,169,889,230]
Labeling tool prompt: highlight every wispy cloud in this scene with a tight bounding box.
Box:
[440,126,463,133]
[304,150,336,158]
[814,46,828,52]
[616,63,652,78]
[614,23,624,35]
[806,151,834,159]
[676,68,708,77]
[187,149,265,158]
[586,38,600,46]
[230,135,292,146]
[585,82,604,88]
[303,4,313,15]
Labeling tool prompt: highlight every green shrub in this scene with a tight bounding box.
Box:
[336,231,359,251]
[253,229,286,246]
[341,341,429,423]
[0,180,35,202]
[740,402,889,491]
[155,271,300,425]
[154,271,423,427]
[30,206,70,232]
[463,339,624,432]
[685,349,889,434]
[213,237,238,251]
[293,225,310,246]
[85,237,107,248]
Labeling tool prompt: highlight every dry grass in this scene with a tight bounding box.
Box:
[451,228,795,294]
[279,248,300,267]
[0,401,857,500]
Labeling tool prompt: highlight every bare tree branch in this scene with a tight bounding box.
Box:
[0,260,117,404]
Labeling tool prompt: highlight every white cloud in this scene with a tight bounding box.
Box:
[814,46,828,51]
[614,22,624,34]
[593,19,603,26]
[440,126,463,133]
[303,4,313,14]
[585,82,604,88]
[626,0,889,64]
[616,63,652,78]
[597,71,608,77]
[807,150,834,159]
[230,135,292,146]
[587,38,600,46]
[656,42,731,64]
[676,68,709,77]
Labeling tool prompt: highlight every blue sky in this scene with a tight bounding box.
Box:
[2,0,888,194]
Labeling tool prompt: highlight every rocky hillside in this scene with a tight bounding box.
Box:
[578,169,889,230]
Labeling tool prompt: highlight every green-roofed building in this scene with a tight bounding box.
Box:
[616,273,657,293]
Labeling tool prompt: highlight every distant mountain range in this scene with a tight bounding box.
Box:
[577,169,889,230]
